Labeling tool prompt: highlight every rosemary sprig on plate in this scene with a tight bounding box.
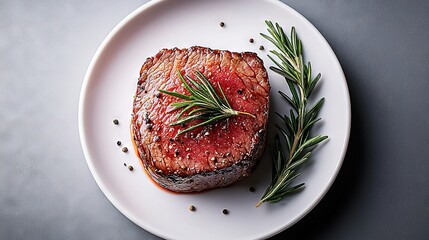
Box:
[159,70,254,136]
[256,21,328,207]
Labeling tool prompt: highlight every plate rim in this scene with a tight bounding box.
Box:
[78,0,351,239]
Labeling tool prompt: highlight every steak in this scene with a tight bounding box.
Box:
[132,46,270,192]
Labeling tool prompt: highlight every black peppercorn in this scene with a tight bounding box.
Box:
[113,119,119,125]
[249,38,254,43]
[219,22,225,27]
[117,141,122,146]
[188,205,196,212]
[222,209,229,215]
[259,45,265,50]
[128,165,133,171]
[122,147,128,153]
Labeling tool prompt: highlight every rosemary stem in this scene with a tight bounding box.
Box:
[287,83,305,166]
[288,128,302,165]
[236,111,256,118]
[223,109,256,118]
[293,57,301,72]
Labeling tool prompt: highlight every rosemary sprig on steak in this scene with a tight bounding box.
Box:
[256,21,327,207]
[159,70,255,136]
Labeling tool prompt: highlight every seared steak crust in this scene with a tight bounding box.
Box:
[132,46,269,192]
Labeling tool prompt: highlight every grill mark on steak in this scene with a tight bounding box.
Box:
[132,46,269,192]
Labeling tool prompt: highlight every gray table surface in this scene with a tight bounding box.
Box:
[1,0,428,239]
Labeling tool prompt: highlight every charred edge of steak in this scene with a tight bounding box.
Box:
[139,46,266,80]
[133,126,267,192]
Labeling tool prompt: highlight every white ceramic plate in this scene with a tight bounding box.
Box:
[78,0,351,239]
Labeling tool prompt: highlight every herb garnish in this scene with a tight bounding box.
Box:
[159,70,255,136]
[256,21,328,207]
